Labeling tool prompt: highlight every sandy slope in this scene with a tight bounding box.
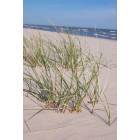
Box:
[23,28,117,140]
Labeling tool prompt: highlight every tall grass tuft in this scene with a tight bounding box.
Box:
[23,33,112,125]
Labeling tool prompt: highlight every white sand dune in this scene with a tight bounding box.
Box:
[23,28,117,140]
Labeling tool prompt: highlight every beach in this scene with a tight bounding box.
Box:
[23,28,117,140]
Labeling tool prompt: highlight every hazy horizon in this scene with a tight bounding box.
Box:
[23,23,117,30]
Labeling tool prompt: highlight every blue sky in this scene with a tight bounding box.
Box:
[24,0,117,29]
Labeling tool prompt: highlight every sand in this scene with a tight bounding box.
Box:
[23,28,117,140]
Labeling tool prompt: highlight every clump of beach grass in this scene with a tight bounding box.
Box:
[23,33,112,125]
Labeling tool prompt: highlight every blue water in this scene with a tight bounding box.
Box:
[23,24,117,40]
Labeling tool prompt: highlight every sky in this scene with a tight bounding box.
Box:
[24,0,117,29]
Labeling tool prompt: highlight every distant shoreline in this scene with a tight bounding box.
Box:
[23,24,117,40]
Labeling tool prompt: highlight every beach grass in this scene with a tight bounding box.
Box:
[23,33,112,125]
